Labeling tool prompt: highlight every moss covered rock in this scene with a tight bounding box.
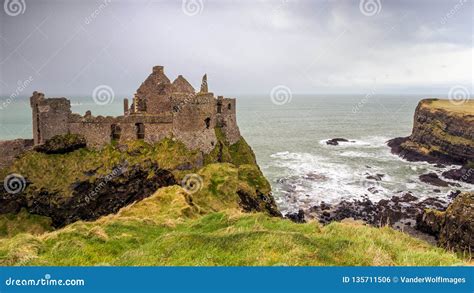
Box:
[418,192,473,256]
[439,192,473,255]
[0,128,278,227]
[34,133,86,154]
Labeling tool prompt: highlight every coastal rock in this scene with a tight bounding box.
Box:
[0,162,176,227]
[366,173,385,181]
[285,209,306,223]
[417,192,473,254]
[34,133,86,154]
[442,166,474,184]
[326,138,350,146]
[439,192,473,254]
[388,99,474,167]
[419,172,458,187]
[308,193,449,232]
[0,129,279,228]
[416,209,444,236]
[237,190,282,218]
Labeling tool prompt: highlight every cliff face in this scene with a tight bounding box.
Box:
[0,130,280,228]
[388,99,474,165]
[417,192,473,255]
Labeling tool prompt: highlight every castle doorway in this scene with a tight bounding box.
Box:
[135,123,145,139]
[111,124,121,140]
[204,117,211,129]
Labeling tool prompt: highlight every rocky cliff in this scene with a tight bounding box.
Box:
[388,99,474,166]
[417,192,473,255]
[0,129,466,266]
[0,129,280,227]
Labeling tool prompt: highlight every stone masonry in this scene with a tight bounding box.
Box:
[29,66,241,154]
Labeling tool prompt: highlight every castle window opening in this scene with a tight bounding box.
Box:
[217,101,222,113]
[204,117,211,129]
[35,104,41,143]
[135,123,145,139]
[111,124,121,140]
[228,103,231,110]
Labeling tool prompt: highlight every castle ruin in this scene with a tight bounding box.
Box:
[29,66,241,153]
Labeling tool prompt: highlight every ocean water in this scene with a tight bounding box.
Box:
[1,95,471,214]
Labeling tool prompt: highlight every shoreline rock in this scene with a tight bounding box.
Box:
[417,192,473,255]
[419,172,459,187]
[326,138,352,146]
[442,166,474,184]
[306,192,453,244]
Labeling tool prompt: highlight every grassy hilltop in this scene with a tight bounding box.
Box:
[0,179,462,266]
[0,130,465,266]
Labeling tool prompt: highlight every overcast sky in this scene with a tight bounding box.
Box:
[0,0,472,97]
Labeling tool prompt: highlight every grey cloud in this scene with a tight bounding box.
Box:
[0,0,472,97]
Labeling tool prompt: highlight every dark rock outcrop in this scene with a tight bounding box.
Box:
[237,190,282,217]
[326,138,350,146]
[285,209,306,223]
[442,166,474,184]
[419,172,459,187]
[309,193,448,231]
[418,192,473,255]
[0,162,176,227]
[34,133,86,154]
[366,173,385,181]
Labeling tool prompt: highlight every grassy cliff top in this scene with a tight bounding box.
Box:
[421,99,474,115]
[0,179,464,266]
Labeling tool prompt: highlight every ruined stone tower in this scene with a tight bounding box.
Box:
[29,66,241,153]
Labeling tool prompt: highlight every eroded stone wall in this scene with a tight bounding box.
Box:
[0,139,34,169]
[27,66,242,154]
[31,92,71,144]
[218,98,240,144]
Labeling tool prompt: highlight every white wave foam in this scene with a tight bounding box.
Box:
[319,136,391,149]
[268,149,471,214]
[338,151,373,158]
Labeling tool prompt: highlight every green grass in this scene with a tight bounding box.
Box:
[0,182,464,266]
[0,134,466,266]
[421,99,474,116]
[0,209,52,238]
[204,128,257,166]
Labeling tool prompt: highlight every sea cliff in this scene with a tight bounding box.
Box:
[0,129,280,227]
[388,99,474,166]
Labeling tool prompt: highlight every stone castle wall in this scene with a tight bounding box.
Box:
[24,66,241,154]
[0,139,34,169]
[218,98,241,144]
[30,92,71,144]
